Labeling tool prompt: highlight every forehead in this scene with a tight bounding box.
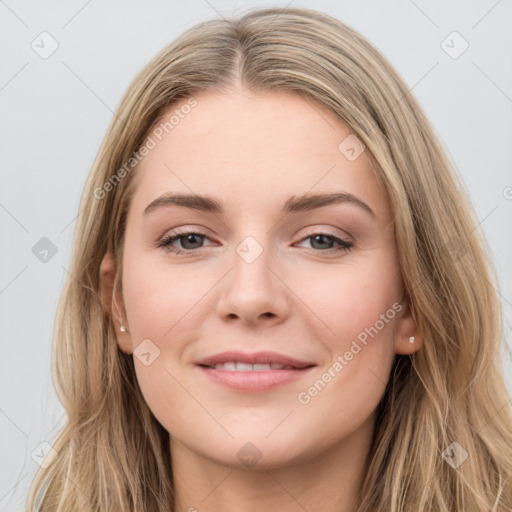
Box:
[128,89,390,222]
[146,88,352,163]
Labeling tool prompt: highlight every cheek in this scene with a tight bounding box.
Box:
[121,257,221,429]
[289,256,401,413]
[291,259,401,421]
[122,261,208,435]
[123,256,215,339]
[290,255,401,347]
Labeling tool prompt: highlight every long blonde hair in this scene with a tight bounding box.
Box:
[26,6,512,511]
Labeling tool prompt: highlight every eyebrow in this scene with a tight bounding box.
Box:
[143,191,376,219]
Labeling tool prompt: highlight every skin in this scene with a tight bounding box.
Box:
[100,87,421,512]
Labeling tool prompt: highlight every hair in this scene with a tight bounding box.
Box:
[26,6,512,511]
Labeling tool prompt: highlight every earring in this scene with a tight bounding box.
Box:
[113,295,127,333]
[409,336,415,344]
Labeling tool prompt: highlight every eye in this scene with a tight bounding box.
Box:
[156,230,354,256]
[157,230,213,255]
[295,232,354,254]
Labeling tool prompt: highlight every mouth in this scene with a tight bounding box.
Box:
[199,362,305,371]
[195,351,317,392]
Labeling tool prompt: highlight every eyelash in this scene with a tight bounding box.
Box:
[156,229,354,256]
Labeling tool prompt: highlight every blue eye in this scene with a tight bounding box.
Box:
[156,231,354,256]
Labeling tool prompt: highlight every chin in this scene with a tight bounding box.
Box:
[194,432,315,471]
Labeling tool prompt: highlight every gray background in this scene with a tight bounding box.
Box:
[1,1,511,510]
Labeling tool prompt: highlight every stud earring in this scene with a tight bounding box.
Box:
[409,336,415,344]
[113,295,128,334]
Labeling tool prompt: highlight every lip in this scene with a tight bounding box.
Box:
[195,350,315,369]
[195,350,317,392]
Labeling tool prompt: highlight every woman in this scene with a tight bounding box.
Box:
[27,6,512,511]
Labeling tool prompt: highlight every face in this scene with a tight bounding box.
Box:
[105,88,420,469]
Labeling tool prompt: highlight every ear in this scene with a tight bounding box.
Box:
[99,251,133,354]
[394,299,422,355]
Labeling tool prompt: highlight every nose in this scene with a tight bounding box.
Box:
[215,237,290,327]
